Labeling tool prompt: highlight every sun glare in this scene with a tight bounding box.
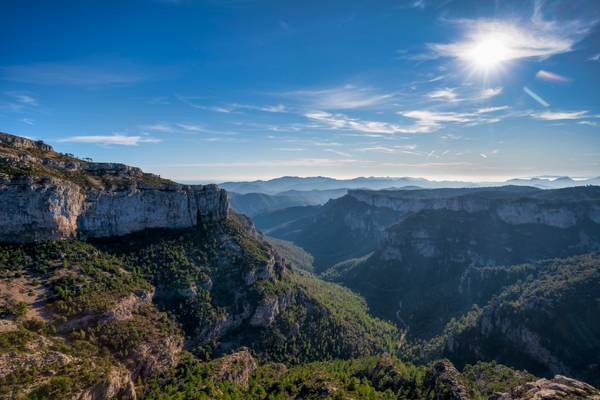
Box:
[464,33,511,71]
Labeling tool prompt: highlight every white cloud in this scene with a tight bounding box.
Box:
[427,88,458,101]
[426,86,502,102]
[59,134,161,146]
[177,96,287,114]
[531,111,588,120]
[142,123,175,133]
[360,144,419,154]
[480,87,502,99]
[360,146,397,154]
[589,53,600,62]
[141,122,210,133]
[5,92,38,106]
[259,104,287,113]
[175,123,207,132]
[285,85,394,110]
[306,111,438,134]
[477,106,509,113]
[399,110,474,132]
[430,4,595,63]
[20,118,35,125]
[306,107,505,135]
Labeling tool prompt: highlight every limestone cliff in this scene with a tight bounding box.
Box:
[348,187,600,229]
[0,132,228,242]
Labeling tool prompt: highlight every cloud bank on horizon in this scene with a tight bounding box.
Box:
[1,0,599,181]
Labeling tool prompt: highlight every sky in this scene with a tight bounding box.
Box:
[1,0,599,182]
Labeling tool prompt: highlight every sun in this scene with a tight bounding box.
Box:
[464,33,511,72]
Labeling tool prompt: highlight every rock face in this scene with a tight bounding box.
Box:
[423,360,470,400]
[348,187,599,229]
[0,133,228,242]
[494,375,600,400]
[215,348,257,389]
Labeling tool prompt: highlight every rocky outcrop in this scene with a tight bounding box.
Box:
[215,348,257,389]
[494,375,600,399]
[0,133,229,242]
[0,132,52,152]
[80,366,137,400]
[423,360,470,400]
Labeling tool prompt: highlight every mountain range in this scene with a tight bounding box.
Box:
[1,132,599,399]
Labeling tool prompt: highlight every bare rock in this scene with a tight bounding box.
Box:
[0,133,229,243]
[495,375,600,400]
[215,348,257,389]
[80,365,137,400]
[424,359,470,400]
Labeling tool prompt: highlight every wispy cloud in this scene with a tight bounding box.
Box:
[305,111,431,134]
[0,91,39,113]
[273,147,305,152]
[359,144,419,154]
[306,107,506,135]
[323,148,352,157]
[477,106,509,113]
[177,95,286,114]
[427,88,458,101]
[0,62,153,87]
[175,123,207,132]
[168,158,367,168]
[536,69,570,83]
[589,53,600,62]
[5,91,38,106]
[399,110,474,132]
[480,87,502,99]
[531,110,588,120]
[20,118,35,125]
[141,122,211,133]
[283,85,394,110]
[59,134,161,146]
[429,3,596,63]
[426,86,502,102]
[142,123,177,133]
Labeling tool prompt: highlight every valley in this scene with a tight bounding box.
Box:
[1,132,599,399]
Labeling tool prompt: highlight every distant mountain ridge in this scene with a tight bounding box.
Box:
[228,188,346,217]
[217,175,600,195]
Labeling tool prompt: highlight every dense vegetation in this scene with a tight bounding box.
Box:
[264,237,314,272]
[142,353,534,400]
[0,214,401,398]
[438,253,600,386]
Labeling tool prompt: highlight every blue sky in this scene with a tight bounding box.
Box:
[1,0,599,182]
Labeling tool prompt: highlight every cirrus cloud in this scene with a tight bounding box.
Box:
[58,134,161,146]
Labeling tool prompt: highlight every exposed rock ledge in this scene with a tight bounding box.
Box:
[348,189,599,229]
[493,375,600,399]
[0,133,229,242]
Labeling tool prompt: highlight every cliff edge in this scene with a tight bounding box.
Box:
[0,132,229,242]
